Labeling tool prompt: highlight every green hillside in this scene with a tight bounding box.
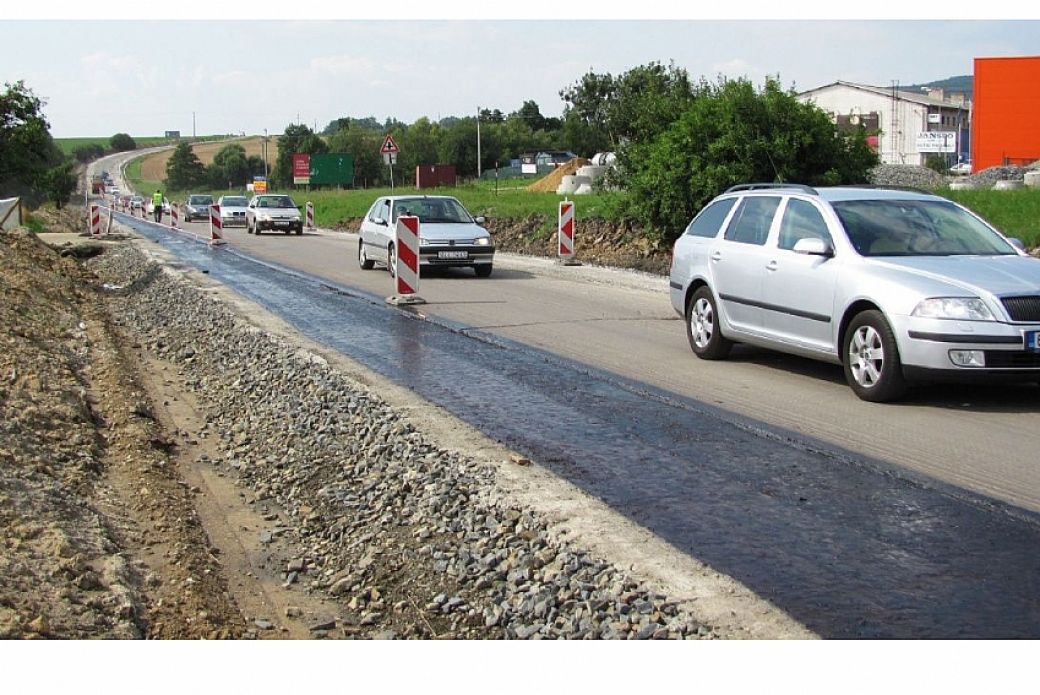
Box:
[904,74,973,99]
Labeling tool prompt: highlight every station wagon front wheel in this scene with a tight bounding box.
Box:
[359,240,374,270]
[686,286,732,360]
[843,310,908,402]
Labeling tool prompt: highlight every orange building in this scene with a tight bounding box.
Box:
[972,56,1040,170]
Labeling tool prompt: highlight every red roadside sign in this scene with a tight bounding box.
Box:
[380,134,400,154]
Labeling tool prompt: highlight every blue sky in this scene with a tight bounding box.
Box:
[4,5,1038,138]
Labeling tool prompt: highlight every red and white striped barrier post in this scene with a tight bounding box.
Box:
[306,201,314,229]
[209,204,226,245]
[89,203,101,235]
[171,202,179,229]
[557,199,581,266]
[387,215,425,305]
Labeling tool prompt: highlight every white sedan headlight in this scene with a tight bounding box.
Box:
[912,297,995,321]
[474,237,491,246]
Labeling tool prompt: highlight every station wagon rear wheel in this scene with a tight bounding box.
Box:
[387,244,396,278]
[843,310,908,402]
[687,286,732,360]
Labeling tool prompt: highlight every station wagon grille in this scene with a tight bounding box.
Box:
[1001,296,1040,322]
[984,351,1040,369]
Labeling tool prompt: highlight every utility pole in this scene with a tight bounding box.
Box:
[192,111,196,140]
[263,128,269,186]
[476,107,482,179]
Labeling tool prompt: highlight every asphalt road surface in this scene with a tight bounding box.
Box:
[97,191,1040,638]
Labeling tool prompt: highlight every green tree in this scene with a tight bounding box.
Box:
[207,143,251,189]
[164,141,206,190]
[558,62,696,155]
[1,80,63,199]
[36,161,77,208]
[437,119,479,178]
[272,124,319,188]
[619,76,879,243]
[110,132,136,151]
[328,127,383,187]
[72,143,106,163]
[399,117,441,170]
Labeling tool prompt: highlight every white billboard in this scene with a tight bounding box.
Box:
[916,131,956,153]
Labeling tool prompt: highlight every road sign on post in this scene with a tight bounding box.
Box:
[380,134,400,154]
[381,134,400,192]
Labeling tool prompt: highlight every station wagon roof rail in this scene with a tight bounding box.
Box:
[724,183,818,194]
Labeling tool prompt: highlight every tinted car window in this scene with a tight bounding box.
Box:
[724,196,781,246]
[778,199,832,250]
[684,198,737,238]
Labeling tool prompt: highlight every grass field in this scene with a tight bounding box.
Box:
[56,134,230,157]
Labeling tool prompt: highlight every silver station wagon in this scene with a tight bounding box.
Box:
[669,184,1040,402]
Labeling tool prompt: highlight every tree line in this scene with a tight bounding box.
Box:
[5,62,878,239]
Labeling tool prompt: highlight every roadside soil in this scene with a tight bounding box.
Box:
[1,201,806,641]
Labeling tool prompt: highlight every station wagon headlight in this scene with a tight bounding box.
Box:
[474,237,490,246]
[912,298,995,321]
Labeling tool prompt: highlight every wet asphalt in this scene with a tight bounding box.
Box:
[118,215,1040,639]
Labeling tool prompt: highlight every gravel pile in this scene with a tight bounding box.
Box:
[89,244,715,640]
[962,165,1032,188]
[868,162,1040,191]
[867,164,946,189]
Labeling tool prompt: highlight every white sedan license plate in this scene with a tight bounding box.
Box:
[275,220,290,226]
[1026,331,1040,351]
[438,250,468,260]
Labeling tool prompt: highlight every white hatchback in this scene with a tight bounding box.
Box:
[357,195,495,278]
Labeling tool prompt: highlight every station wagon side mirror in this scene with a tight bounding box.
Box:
[475,216,486,224]
[792,237,834,257]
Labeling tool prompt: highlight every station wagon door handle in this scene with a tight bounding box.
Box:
[766,260,779,271]
[710,251,723,262]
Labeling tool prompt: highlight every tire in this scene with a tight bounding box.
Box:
[686,286,732,360]
[359,240,374,270]
[387,244,396,278]
[295,226,303,236]
[843,310,908,402]
[474,264,493,278]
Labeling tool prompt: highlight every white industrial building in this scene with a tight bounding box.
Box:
[797,81,972,166]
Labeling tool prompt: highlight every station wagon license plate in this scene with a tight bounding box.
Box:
[1026,331,1040,351]
[438,250,468,260]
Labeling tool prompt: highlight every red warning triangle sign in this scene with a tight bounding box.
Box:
[380,134,400,154]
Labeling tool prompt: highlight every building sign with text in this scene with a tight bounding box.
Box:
[915,131,956,153]
[293,154,311,185]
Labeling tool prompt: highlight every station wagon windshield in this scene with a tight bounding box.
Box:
[833,199,1018,257]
